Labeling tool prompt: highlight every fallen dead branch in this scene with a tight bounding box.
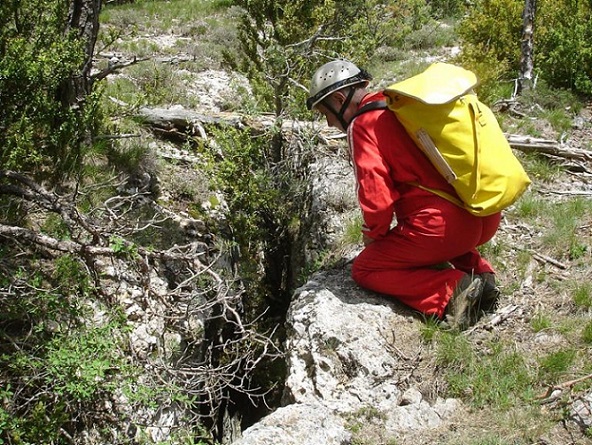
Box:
[135,108,592,169]
[539,188,592,197]
[530,250,568,269]
[537,373,592,404]
[513,245,568,270]
[134,107,346,147]
[465,304,519,334]
[506,134,592,163]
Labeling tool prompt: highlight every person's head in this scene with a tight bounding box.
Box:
[306,60,372,132]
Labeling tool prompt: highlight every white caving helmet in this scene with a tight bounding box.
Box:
[306,59,372,110]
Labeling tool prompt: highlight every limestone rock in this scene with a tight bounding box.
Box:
[232,270,460,444]
[231,403,351,445]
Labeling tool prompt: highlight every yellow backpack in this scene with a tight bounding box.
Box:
[360,62,531,216]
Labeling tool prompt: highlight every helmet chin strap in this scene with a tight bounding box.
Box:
[322,87,356,130]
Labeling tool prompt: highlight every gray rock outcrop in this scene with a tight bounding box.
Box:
[232,269,460,444]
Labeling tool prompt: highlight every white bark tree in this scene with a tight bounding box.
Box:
[517,0,537,95]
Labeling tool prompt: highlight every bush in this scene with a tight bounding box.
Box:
[226,0,390,117]
[535,0,592,94]
[0,0,101,179]
[457,0,592,97]
[428,0,468,19]
[381,0,433,48]
[455,0,522,101]
[0,252,129,444]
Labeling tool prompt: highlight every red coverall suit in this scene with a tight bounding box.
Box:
[348,91,501,318]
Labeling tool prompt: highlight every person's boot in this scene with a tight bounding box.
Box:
[444,274,484,330]
[477,272,501,313]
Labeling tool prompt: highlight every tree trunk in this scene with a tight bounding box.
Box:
[54,0,102,172]
[517,0,537,95]
[61,0,102,105]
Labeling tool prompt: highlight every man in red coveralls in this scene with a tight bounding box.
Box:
[306,60,501,329]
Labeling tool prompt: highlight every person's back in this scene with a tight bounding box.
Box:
[349,90,462,234]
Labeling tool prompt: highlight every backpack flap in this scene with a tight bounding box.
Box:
[384,62,478,105]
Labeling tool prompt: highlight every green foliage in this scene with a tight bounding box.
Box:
[457,0,592,97]
[540,198,592,260]
[455,0,522,101]
[41,213,71,240]
[536,0,592,94]
[53,254,92,297]
[202,127,286,248]
[572,281,592,309]
[519,80,582,115]
[129,61,199,107]
[520,153,562,183]
[517,80,582,136]
[513,192,543,219]
[105,139,156,177]
[0,254,107,443]
[458,0,523,68]
[342,214,364,246]
[46,325,123,400]
[381,0,433,49]
[0,0,101,178]
[0,245,199,445]
[428,0,468,18]
[419,315,441,343]
[109,235,139,258]
[2,319,132,444]
[344,406,394,445]
[402,20,458,51]
[103,0,232,31]
[199,125,314,312]
[538,109,572,135]
[531,312,552,332]
[226,0,390,117]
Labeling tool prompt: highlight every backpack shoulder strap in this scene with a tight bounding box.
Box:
[352,100,388,119]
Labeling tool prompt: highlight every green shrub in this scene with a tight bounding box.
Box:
[429,0,468,18]
[198,124,314,315]
[226,0,390,117]
[457,0,592,97]
[519,79,582,114]
[402,20,458,50]
[536,0,592,94]
[381,0,433,48]
[518,80,582,135]
[0,247,197,444]
[455,45,514,103]
[456,0,522,90]
[0,0,101,179]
